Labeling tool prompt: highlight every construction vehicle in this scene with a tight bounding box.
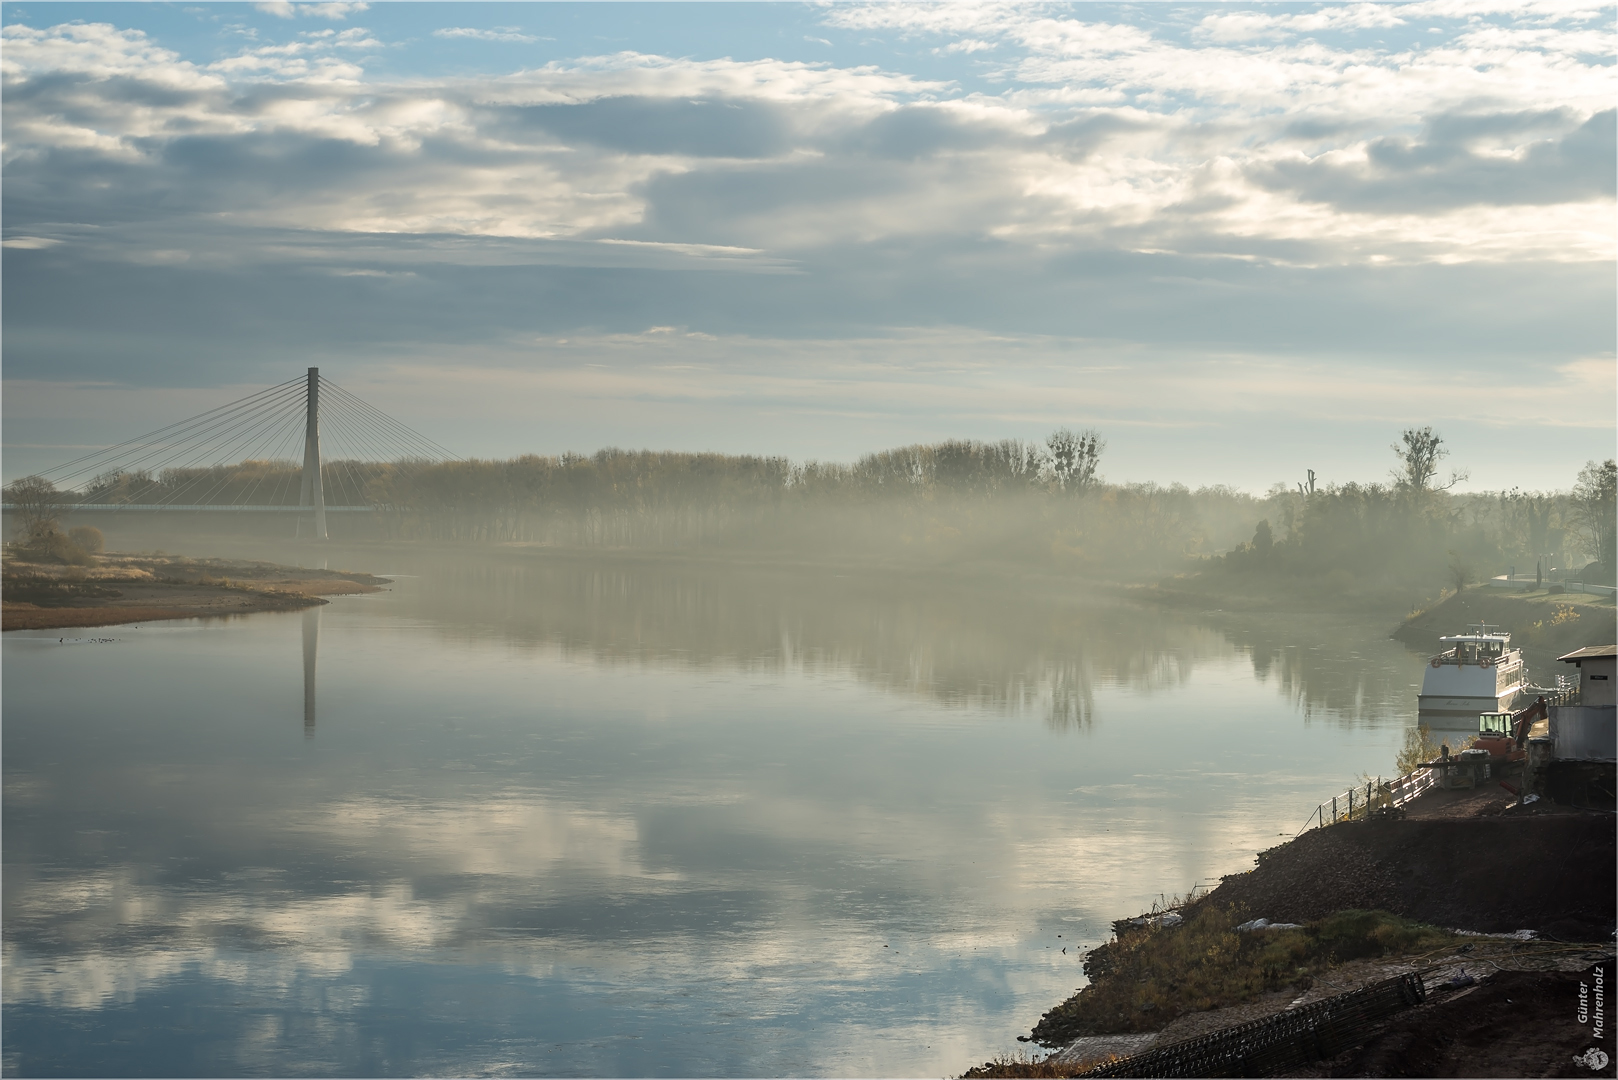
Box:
[1473,696,1549,763]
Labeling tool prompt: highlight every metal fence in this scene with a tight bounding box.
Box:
[1298,777,1397,834]
[1486,575,1615,597]
[1386,768,1437,809]
[1077,973,1426,1078]
[1541,681,1581,707]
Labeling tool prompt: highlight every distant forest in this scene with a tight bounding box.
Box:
[9,429,1616,593]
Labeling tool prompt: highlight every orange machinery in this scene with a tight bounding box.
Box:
[1473,696,1549,763]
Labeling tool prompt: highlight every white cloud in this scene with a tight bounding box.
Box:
[0,8,1611,416]
[433,27,544,44]
[255,1,369,20]
[1192,4,1408,44]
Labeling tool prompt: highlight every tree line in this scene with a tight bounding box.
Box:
[1220,430,1615,590]
[5,426,1614,590]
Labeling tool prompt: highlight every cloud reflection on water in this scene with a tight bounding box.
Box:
[1,556,1423,1075]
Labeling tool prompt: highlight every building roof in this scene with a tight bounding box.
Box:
[1557,645,1618,663]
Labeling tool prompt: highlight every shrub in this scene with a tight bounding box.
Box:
[1395,725,1441,775]
[1393,725,1469,776]
[7,528,95,566]
[1305,909,1448,964]
[42,531,94,566]
[67,526,104,554]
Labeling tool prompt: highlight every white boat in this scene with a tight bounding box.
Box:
[1417,623,1525,717]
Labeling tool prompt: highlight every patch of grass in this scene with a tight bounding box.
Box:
[1306,909,1451,962]
[1030,907,1452,1047]
[0,576,123,606]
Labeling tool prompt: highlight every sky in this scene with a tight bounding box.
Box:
[2,0,1614,491]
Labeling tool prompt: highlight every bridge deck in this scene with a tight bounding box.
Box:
[3,504,375,513]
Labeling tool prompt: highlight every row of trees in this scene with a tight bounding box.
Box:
[7,425,1613,589]
[1221,430,1615,589]
[4,429,1256,575]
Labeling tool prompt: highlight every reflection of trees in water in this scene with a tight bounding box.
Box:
[1028,660,1094,732]
[410,557,1230,727]
[1214,616,1421,727]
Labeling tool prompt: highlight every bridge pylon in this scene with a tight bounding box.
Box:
[19,367,457,521]
[297,366,328,540]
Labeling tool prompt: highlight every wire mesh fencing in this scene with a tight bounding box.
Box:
[1077,972,1426,1078]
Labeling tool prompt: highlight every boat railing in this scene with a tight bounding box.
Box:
[1428,652,1519,667]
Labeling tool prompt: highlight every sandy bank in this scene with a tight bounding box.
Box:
[2,552,391,631]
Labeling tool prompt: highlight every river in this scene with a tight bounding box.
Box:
[2,547,1427,1077]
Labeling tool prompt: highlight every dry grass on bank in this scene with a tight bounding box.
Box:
[1028,907,1453,1047]
[961,1051,1096,1078]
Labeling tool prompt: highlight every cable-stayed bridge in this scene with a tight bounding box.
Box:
[20,368,456,540]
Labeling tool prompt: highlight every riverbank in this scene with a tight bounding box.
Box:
[964,798,1616,1078]
[1394,585,1616,671]
[1,552,390,630]
[1127,567,1442,620]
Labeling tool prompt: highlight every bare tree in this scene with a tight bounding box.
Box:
[1570,459,1616,571]
[1447,549,1473,594]
[1046,428,1105,491]
[3,476,62,541]
[1391,427,1467,492]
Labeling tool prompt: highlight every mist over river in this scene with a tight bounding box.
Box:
[3,547,1427,1077]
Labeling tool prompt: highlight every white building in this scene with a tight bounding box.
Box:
[1549,645,1617,761]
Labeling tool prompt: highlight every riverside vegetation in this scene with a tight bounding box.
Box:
[964,808,1616,1078]
[1,520,389,631]
[1030,907,1453,1043]
[7,432,1614,608]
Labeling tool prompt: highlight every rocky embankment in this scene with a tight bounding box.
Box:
[1207,813,1615,943]
[964,803,1615,1078]
[2,552,390,630]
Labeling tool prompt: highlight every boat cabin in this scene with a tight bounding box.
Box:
[1420,623,1526,718]
[1433,624,1514,666]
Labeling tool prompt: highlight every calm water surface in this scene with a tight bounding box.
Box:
[3,550,1428,1077]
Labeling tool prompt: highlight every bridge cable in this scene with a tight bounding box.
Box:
[188,399,309,509]
[49,387,299,500]
[51,380,304,494]
[321,378,461,461]
[231,408,307,508]
[152,389,308,505]
[77,381,306,502]
[38,377,303,485]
